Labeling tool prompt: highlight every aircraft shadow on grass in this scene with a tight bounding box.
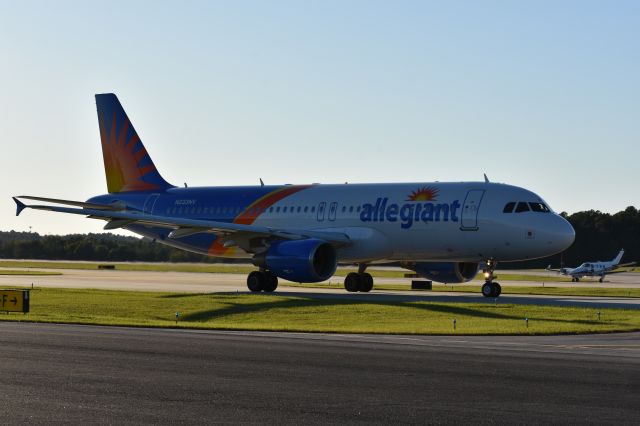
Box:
[155,291,609,326]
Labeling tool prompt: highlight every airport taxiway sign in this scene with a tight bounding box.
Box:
[0,290,29,313]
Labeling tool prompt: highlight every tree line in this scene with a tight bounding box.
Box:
[507,206,639,268]
[1,206,638,268]
[0,231,215,263]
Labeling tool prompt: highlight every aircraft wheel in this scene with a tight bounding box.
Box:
[599,277,604,283]
[344,272,360,292]
[493,282,502,297]
[247,271,265,292]
[263,273,278,292]
[481,282,493,297]
[358,273,374,292]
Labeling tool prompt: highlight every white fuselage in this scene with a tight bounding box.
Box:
[108,181,575,264]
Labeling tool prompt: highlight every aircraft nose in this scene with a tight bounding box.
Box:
[553,215,575,252]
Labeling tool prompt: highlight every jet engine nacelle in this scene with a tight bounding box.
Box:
[409,261,479,284]
[257,238,337,283]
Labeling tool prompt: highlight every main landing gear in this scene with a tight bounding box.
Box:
[481,259,502,298]
[247,270,278,293]
[344,264,374,293]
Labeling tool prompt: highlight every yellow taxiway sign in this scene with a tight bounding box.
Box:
[0,290,29,313]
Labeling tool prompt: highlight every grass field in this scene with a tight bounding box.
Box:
[293,282,640,298]
[0,270,62,276]
[1,287,639,335]
[0,260,573,281]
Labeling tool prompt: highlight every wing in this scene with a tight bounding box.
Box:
[603,268,635,275]
[13,196,351,253]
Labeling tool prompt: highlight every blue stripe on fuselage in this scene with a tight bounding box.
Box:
[89,185,289,222]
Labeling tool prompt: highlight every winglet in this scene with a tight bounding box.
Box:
[13,197,26,216]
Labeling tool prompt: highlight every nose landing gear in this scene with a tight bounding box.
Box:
[481,259,501,298]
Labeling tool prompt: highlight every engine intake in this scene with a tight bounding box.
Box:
[255,239,337,283]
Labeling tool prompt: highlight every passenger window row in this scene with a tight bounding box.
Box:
[165,204,363,216]
[503,202,550,213]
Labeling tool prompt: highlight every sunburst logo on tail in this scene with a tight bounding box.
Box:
[99,113,160,193]
[407,186,439,201]
[95,94,172,193]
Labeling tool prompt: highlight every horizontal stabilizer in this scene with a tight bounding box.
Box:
[12,197,26,216]
[16,196,122,211]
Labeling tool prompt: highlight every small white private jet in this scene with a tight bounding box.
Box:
[547,249,635,282]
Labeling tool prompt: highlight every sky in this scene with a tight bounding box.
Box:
[0,0,638,235]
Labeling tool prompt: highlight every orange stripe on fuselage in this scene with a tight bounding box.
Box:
[208,185,313,256]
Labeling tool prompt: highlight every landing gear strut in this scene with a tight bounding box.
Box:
[481,259,501,298]
[247,270,278,293]
[344,264,374,293]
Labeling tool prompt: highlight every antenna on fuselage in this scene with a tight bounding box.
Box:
[484,174,490,183]
[259,178,264,187]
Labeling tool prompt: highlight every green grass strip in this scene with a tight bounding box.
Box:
[0,270,62,276]
[1,288,639,335]
[294,282,640,298]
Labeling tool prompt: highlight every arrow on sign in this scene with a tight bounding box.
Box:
[10,297,17,306]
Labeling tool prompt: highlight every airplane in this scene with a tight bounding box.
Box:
[547,249,635,282]
[13,93,575,298]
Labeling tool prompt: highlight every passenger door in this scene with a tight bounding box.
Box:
[460,190,484,230]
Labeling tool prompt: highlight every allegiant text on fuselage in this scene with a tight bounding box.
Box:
[360,198,461,229]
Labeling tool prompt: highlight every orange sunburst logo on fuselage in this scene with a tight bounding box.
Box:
[407,186,439,201]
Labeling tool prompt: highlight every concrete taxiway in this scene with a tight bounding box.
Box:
[1,268,640,309]
[0,322,638,425]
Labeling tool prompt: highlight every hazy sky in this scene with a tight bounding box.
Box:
[1,0,638,235]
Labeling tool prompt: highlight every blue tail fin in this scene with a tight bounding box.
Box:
[95,94,173,193]
[612,249,624,264]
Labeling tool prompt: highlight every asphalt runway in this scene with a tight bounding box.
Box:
[2,268,640,309]
[1,322,638,425]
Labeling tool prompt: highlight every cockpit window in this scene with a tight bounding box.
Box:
[515,202,530,213]
[503,202,515,213]
[529,202,550,213]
